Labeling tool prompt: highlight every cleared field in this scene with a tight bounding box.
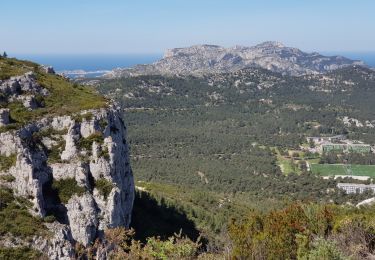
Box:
[311,164,375,177]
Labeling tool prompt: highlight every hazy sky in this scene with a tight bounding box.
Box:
[2,0,375,54]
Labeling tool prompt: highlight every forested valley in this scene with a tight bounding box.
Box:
[86,66,375,255]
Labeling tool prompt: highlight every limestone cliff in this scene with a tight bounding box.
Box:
[0,57,134,259]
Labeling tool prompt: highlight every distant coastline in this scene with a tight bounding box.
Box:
[13,51,375,78]
[321,51,375,67]
[14,53,162,78]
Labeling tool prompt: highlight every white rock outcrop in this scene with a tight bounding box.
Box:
[0,106,134,259]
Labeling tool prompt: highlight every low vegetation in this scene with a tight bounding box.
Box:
[228,203,375,259]
[0,58,37,80]
[0,174,16,182]
[77,131,104,151]
[0,57,107,132]
[31,127,67,164]
[72,202,375,259]
[94,178,113,199]
[46,139,66,163]
[0,187,48,238]
[0,153,17,171]
[0,246,43,260]
[51,178,86,204]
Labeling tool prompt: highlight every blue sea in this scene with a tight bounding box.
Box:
[321,52,375,67]
[15,54,162,78]
[14,52,375,78]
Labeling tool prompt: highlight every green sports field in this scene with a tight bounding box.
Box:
[311,164,375,177]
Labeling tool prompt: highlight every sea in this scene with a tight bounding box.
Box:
[15,52,375,78]
[14,54,162,78]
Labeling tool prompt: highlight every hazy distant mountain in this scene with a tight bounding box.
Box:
[105,41,366,78]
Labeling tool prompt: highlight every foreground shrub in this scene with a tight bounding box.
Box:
[0,247,43,260]
[304,238,347,260]
[105,228,201,260]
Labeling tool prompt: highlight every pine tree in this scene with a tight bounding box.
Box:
[3,51,7,58]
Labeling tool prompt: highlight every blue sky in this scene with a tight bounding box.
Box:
[1,0,375,54]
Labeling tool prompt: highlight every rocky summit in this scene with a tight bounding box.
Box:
[105,41,365,78]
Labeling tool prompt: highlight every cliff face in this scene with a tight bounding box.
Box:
[0,59,134,259]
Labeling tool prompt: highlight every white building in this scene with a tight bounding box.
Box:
[337,183,375,194]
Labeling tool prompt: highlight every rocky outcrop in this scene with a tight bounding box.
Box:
[42,65,56,74]
[0,71,49,110]
[0,106,134,259]
[105,41,366,77]
[0,108,10,126]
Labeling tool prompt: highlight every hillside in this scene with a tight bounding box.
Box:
[2,56,375,259]
[88,65,375,249]
[0,56,134,259]
[105,42,365,78]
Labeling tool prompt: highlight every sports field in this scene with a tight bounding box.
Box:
[311,164,375,177]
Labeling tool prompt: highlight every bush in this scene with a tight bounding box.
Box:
[43,215,56,223]
[72,112,94,123]
[98,146,110,160]
[228,203,335,259]
[77,132,104,151]
[0,247,42,260]
[305,238,347,260]
[0,154,17,171]
[0,174,16,182]
[95,178,113,199]
[52,178,86,204]
[47,139,65,163]
[0,187,47,238]
[105,228,200,260]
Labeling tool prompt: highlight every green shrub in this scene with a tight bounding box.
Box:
[33,127,68,140]
[0,174,16,182]
[0,187,14,209]
[77,132,104,151]
[99,118,108,129]
[95,178,113,199]
[0,187,47,238]
[0,154,17,171]
[72,112,94,123]
[47,139,66,164]
[304,238,348,260]
[106,228,200,260]
[43,215,56,223]
[0,124,19,133]
[52,178,86,204]
[98,146,110,160]
[0,247,42,260]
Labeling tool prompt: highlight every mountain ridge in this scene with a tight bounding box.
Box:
[105,42,366,78]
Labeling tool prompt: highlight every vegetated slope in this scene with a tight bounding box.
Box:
[0,56,134,259]
[90,65,375,246]
[105,41,365,78]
